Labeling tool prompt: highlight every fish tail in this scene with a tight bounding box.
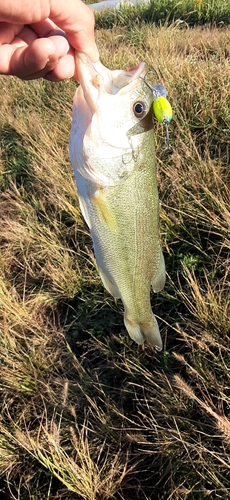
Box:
[124,314,162,351]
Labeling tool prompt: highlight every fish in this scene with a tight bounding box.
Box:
[69,53,166,350]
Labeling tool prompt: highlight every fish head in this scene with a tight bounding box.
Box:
[70,54,154,186]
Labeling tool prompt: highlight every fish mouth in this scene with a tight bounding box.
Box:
[91,60,147,95]
[76,53,147,112]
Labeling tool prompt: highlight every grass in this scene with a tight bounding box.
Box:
[0,20,230,500]
[94,0,230,29]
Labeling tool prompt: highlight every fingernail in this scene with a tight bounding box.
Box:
[94,44,100,61]
[63,54,75,78]
[85,44,100,63]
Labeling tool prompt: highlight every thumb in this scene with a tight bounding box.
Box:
[49,0,99,62]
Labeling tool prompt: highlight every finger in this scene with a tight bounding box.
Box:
[23,36,75,81]
[0,22,26,43]
[49,0,99,62]
[12,26,37,46]
[29,18,62,38]
[45,53,75,81]
[0,33,75,80]
[0,1,98,61]
[19,35,70,77]
[19,53,74,81]
[0,38,55,77]
[0,1,50,24]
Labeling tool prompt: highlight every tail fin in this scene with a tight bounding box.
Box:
[124,314,162,351]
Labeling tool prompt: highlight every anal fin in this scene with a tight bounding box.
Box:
[98,266,121,299]
[151,250,166,292]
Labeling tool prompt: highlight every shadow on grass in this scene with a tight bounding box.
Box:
[0,124,33,190]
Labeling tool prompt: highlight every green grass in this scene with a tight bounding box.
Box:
[94,0,230,29]
[0,23,230,500]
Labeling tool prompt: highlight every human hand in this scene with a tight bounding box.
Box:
[0,0,99,81]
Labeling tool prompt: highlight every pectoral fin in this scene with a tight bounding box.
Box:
[78,195,91,228]
[90,190,118,233]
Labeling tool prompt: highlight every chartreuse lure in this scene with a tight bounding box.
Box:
[152,84,172,147]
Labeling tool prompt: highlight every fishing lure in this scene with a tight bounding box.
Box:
[142,77,173,148]
[152,84,172,148]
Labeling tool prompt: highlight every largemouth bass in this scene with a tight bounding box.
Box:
[69,54,165,350]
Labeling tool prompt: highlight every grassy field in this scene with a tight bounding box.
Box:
[0,13,230,500]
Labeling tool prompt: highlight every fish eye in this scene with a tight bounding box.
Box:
[133,101,147,118]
